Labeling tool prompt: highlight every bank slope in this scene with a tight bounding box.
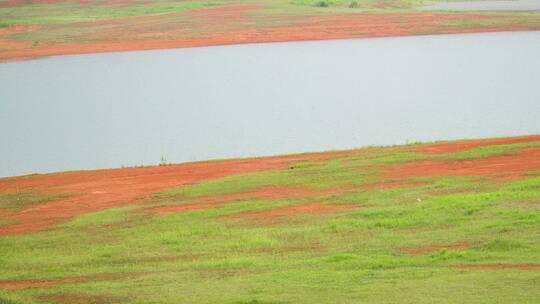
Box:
[1,134,540,303]
[2,0,540,61]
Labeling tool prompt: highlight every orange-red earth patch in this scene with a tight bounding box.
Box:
[0,151,355,235]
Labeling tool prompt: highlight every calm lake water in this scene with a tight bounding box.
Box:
[1,31,540,177]
[419,0,540,11]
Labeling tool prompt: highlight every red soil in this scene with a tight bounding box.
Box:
[0,10,531,62]
[457,264,540,271]
[401,243,471,255]
[416,135,540,154]
[223,203,354,220]
[0,151,354,235]
[0,208,15,217]
[385,148,540,181]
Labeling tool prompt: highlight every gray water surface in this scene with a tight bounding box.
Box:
[1,31,540,177]
[419,0,540,11]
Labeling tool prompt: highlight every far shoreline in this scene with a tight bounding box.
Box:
[1,22,538,63]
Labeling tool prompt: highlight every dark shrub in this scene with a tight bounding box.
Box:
[315,1,329,7]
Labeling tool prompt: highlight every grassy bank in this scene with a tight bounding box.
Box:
[1,0,540,61]
[0,135,539,303]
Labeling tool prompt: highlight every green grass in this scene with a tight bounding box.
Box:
[0,218,17,229]
[0,137,539,303]
[0,191,69,210]
[0,297,20,304]
[0,1,226,26]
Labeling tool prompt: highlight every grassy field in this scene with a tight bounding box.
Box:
[0,135,539,303]
[1,0,540,61]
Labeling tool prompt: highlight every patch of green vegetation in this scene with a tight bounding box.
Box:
[62,207,141,229]
[0,191,69,210]
[349,1,359,8]
[0,297,21,304]
[336,147,428,167]
[0,1,225,26]
[0,218,18,229]
[480,239,528,251]
[291,0,343,8]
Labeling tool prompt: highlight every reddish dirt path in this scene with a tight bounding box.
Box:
[0,151,354,236]
[0,9,534,62]
[416,135,540,154]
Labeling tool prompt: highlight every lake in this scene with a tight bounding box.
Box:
[1,31,539,177]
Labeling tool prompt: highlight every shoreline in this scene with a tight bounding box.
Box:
[2,11,539,63]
